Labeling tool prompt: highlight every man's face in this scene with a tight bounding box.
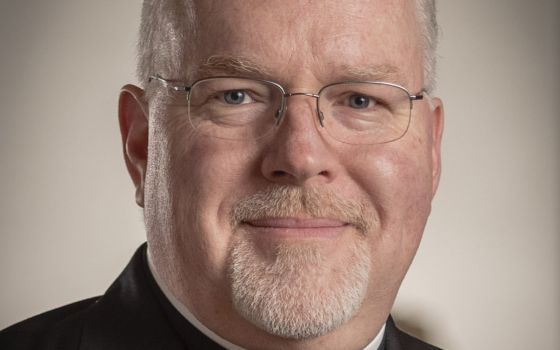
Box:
[140,0,443,343]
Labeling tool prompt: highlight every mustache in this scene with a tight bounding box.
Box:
[231,185,373,233]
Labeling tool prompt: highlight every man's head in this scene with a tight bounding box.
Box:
[119,1,443,348]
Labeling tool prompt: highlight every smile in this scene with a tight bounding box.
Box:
[242,217,351,239]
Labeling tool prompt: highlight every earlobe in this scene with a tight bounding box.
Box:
[118,85,149,207]
[429,97,444,197]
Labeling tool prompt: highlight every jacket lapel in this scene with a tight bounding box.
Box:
[79,244,185,350]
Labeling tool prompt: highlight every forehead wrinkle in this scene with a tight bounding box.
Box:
[194,55,272,79]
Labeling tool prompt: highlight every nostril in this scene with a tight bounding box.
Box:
[271,170,287,177]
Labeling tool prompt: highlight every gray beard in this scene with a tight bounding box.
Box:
[229,234,371,339]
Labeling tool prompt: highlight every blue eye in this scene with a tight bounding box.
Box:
[224,90,247,104]
[348,94,371,109]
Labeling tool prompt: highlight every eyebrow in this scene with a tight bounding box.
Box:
[337,64,404,83]
[194,55,404,84]
[194,55,272,78]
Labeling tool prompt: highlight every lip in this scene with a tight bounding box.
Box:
[242,217,350,239]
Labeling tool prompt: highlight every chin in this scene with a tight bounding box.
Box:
[228,232,371,339]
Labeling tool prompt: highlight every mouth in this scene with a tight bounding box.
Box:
[241,217,351,240]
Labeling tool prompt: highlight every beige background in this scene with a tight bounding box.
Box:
[1,1,559,349]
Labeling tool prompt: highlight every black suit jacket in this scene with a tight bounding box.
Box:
[0,244,441,350]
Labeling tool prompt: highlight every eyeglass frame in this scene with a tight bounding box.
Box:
[148,74,425,143]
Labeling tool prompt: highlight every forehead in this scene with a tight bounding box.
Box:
[191,0,422,86]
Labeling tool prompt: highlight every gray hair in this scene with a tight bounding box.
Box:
[416,0,439,92]
[137,0,439,92]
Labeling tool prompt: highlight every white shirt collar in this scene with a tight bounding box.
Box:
[147,251,385,350]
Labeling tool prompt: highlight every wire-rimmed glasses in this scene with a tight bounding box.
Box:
[149,75,424,145]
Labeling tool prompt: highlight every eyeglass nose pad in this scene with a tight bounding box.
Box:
[318,110,325,127]
[274,108,284,126]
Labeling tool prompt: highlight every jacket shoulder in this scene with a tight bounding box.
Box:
[397,330,442,350]
[385,316,442,350]
[0,297,99,350]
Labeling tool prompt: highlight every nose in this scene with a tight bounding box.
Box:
[260,95,339,186]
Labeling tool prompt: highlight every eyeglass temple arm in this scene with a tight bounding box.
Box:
[148,75,190,92]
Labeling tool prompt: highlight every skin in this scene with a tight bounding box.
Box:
[119,1,444,349]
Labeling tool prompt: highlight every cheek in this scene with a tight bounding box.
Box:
[350,147,434,288]
[351,144,434,240]
[166,130,259,272]
[145,108,264,296]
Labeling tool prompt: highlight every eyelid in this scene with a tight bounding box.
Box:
[331,91,378,103]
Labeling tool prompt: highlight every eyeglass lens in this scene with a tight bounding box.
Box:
[187,77,413,144]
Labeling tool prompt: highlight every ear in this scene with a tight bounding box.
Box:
[118,85,149,207]
[429,97,444,198]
